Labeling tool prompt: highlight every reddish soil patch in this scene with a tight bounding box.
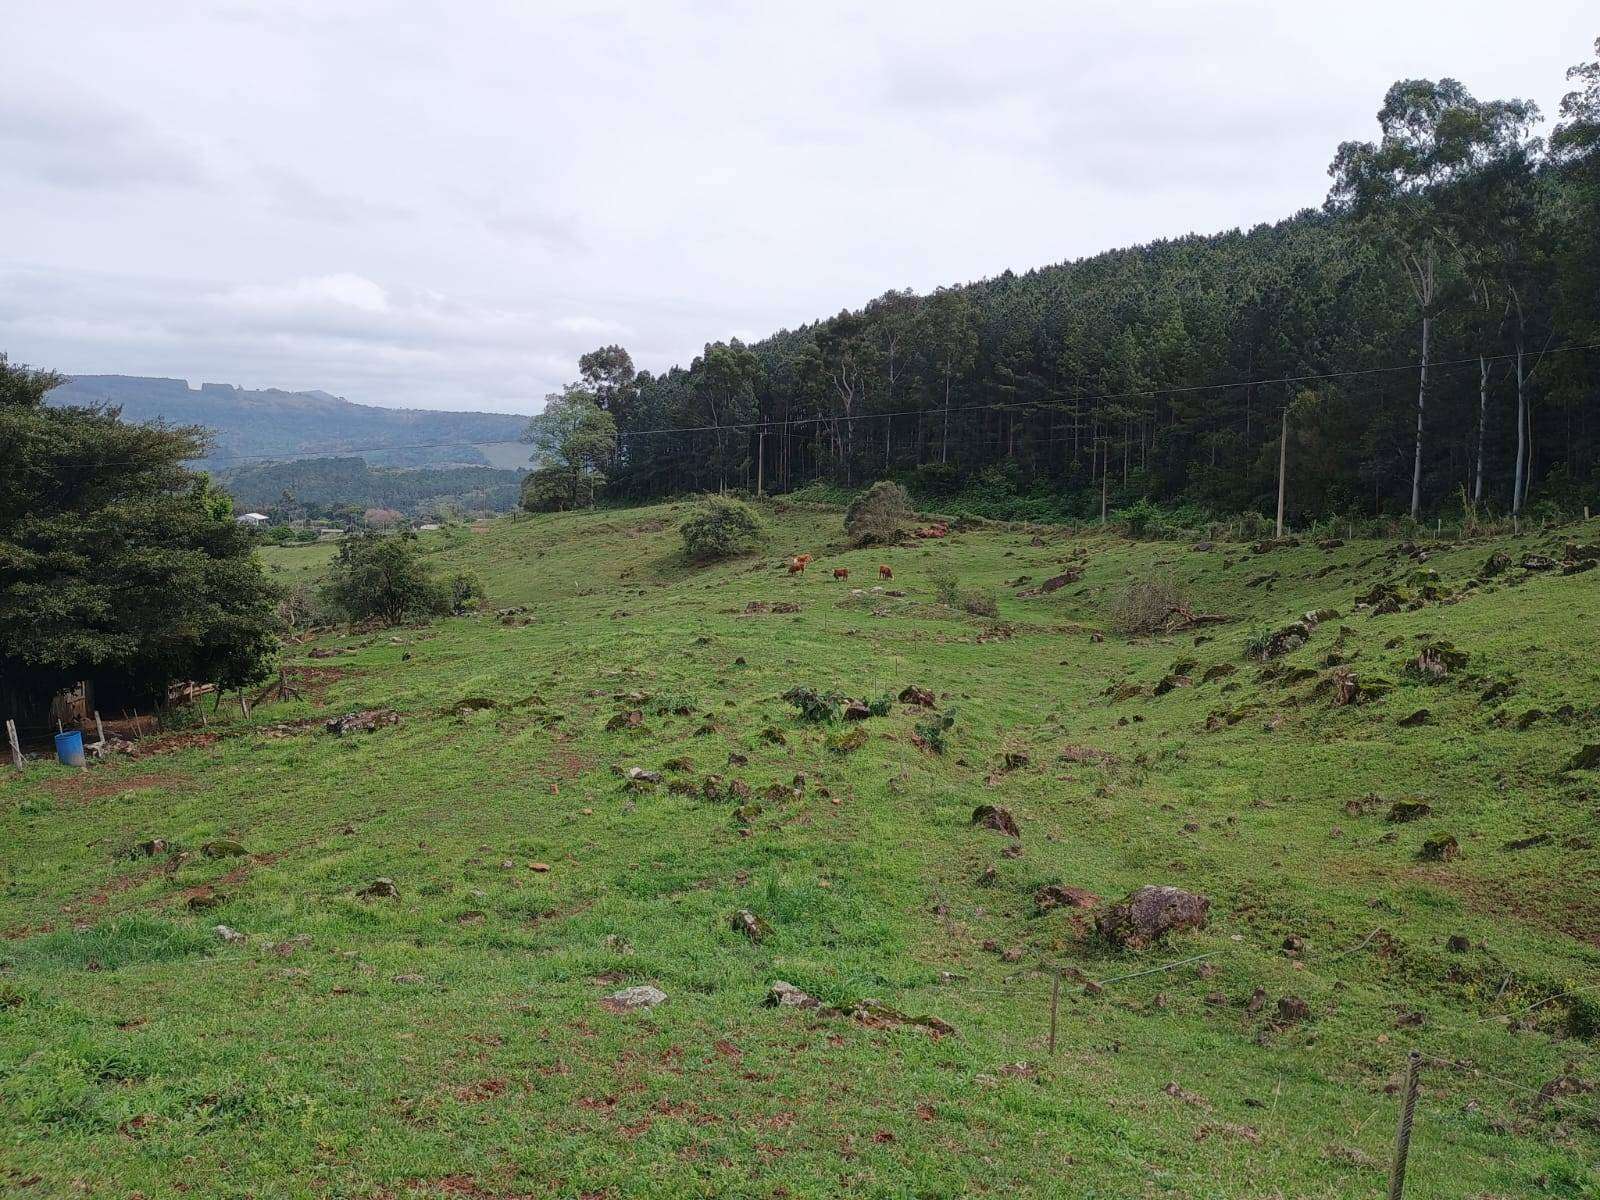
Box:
[129,732,221,759]
[43,771,188,802]
[1408,864,1600,949]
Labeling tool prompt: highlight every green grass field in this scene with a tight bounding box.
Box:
[4,500,1598,1198]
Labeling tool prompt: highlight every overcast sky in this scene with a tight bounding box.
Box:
[2,2,1593,414]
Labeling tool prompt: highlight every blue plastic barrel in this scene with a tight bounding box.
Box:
[54,730,85,767]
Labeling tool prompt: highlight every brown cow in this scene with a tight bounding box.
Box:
[788,557,806,574]
[833,567,850,581]
[878,564,893,580]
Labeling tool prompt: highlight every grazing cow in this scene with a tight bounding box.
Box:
[796,553,812,565]
[788,557,806,574]
[878,564,893,580]
[833,567,850,581]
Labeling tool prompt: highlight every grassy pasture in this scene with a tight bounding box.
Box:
[3,500,1597,1198]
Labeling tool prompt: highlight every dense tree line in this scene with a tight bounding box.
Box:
[535,45,1600,524]
[217,457,524,521]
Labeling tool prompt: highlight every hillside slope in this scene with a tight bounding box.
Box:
[47,375,528,469]
[3,505,1597,1197]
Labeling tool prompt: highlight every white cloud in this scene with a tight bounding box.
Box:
[1,0,1594,411]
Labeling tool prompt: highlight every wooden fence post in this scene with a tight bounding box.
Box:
[1387,1049,1422,1200]
[1048,967,1062,1055]
[6,719,22,771]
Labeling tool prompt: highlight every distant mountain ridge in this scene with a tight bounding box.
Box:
[47,375,529,469]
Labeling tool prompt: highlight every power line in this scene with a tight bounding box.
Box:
[20,339,1599,468]
[613,340,1600,441]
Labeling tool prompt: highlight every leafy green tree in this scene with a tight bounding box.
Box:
[319,533,449,625]
[0,354,280,711]
[1328,79,1539,517]
[679,495,768,561]
[522,383,617,509]
[915,289,978,464]
[579,345,638,419]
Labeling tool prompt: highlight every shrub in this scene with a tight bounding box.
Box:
[929,563,962,607]
[521,466,575,513]
[915,709,957,754]
[680,496,768,562]
[1114,497,1164,538]
[320,533,450,625]
[845,480,914,545]
[960,589,999,618]
[783,686,844,723]
[446,572,486,613]
[1106,576,1187,636]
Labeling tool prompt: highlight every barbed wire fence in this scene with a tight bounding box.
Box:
[901,928,1600,1197]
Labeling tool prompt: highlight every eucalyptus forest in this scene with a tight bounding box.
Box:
[534,46,1600,525]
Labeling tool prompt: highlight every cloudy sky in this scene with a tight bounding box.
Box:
[3,2,1593,414]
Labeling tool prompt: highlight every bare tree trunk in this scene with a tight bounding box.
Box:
[941,374,951,464]
[1474,354,1487,504]
[1513,342,1527,515]
[1410,313,1429,520]
[1275,404,1288,538]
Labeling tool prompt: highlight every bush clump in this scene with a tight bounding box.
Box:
[320,533,451,625]
[446,572,486,613]
[680,496,768,562]
[844,480,914,545]
[960,589,999,618]
[1106,576,1188,636]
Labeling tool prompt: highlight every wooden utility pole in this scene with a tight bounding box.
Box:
[1100,440,1108,524]
[1275,404,1289,539]
[756,427,765,497]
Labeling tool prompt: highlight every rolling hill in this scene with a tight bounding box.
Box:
[46,375,529,469]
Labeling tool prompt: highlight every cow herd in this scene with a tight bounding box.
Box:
[785,553,893,583]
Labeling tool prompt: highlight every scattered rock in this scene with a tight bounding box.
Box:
[1096,885,1210,949]
[971,805,1021,838]
[1002,750,1030,770]
[1482,551,1512,576]
[357,877,399,899]
[847,1000,955,1036]
[1254,620,1314,660]
[1036,568,1083,593]
[1521,554,1556,571]
[1397,709,1432,727]
[842,699,871,721]
[1153,674,1193,696]
[1503,832,1552,851]
[1386,800,1432,823]
[731,909,773,944]
[765,980,820,1008]
[606,710,645,732]
[898,685,936,707]
[1276,995,1311,1023]
[392,973,425,985]
[213,925,245,943]
[1446,934,1470,952]
[325,709,400,736]
[602,985,667,1011]
[1034,883,1101,913]
[201,838,248,859]
[1565,745,1600,772]
[1419,834,1460,862]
